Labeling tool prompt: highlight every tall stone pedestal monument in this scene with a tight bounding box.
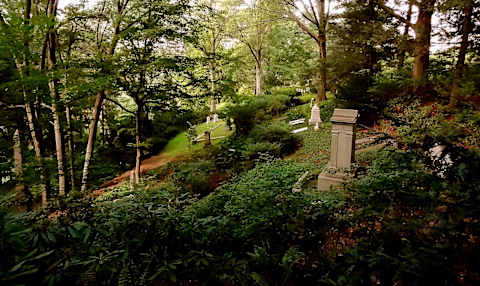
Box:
[318,109,359,190]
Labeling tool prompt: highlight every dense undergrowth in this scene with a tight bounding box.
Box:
[2,93,480,285]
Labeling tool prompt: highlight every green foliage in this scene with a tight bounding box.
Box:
[224,102,260,136]
[318,99,336,122]
[324,144,480,285]
[248,122,300,155]
[286,104,310,121]
[224,94,291,136]
[336,73,384,123]
[171,160,215,195]
[289,123,331,165]
[298,93,316,104]
[348,149,440,212]
[0,160,335,285]
[285,100,335,122]
[242,142,282,160]
[211,121,300,174]
[263,21,317,90]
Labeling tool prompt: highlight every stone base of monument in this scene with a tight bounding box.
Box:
[317,169,352,191]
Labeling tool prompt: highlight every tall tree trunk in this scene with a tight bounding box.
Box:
[15,65,48,206]
[13,129,25,194]
[398,0,413,68]
[255,59,263,95]
[1,0,49,206]
[134,102,145,184]
[450,0,473,106]
[80,4,123,192]
[209,61,216,113]
[13,128,33,210]
[23,0,47,205]
[317,36,327,102]
[81,91,104,192]
[412,0,435,81]
[66,106,76,192]
[46,0,66,196]
[25,98,48,205]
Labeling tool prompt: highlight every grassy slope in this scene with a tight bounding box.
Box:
[161,120,232,157]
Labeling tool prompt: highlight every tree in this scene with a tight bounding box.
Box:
[194,0,229,113]
[439,0,479,106]
[282,0,332,102]
[232,0,277,95]
[264,21,317,89]
[113,0,197,183]
[375,0,437,84]
[0,0,50,206]
[45,0,66,196]
[80,0,132,192]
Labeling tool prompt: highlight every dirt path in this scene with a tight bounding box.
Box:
[94,153,179,192]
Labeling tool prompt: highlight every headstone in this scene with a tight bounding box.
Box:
[206,116,211,124]
[213,113,219,123]
[318,108,359,191]
[309,104,322,125]
[314,122,319,131]
[327,109,358,169]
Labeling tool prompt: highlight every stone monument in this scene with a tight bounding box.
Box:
[309,104,322,125]
[206,116,211,124]
[213,113,219,123]
[318,108,359,190]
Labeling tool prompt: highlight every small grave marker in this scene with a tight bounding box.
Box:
[309,104,322,125]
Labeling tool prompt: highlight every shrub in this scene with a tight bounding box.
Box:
[225,94,292,136]
[0,160,336,285]
[223,102,259,136]
[171,160,215,195]
[318,99,336,121]
[265,94,290,115]
[268,87,302,106]
[211,137,248,172]
[298,93,316,104]
[242,142,282,160]
[286,104,310,121]
[248,122,300,155]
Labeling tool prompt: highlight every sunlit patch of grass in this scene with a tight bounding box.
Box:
[161,120,233,157]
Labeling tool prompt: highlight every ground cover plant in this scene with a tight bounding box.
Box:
[1,0,480,285]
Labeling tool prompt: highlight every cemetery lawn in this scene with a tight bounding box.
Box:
[161,120,232,157]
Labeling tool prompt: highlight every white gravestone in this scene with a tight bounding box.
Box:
[206,116,211,124]
[309,104,322,125]
[213,113,219,123]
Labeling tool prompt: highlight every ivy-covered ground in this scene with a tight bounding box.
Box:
[1,96,480,285]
